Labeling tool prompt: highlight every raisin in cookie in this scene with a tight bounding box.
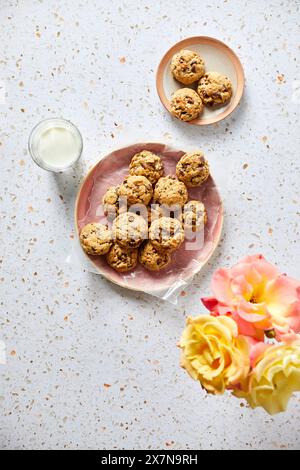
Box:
[197,72,233,107]
[80,223,112,256]
[183,200,207,232]
[139,242,171,271]
[154,176,188,207]
[112,212,148,249]
[129,150,164,185]
[149,216,184,252]
[176,151,210,187]
[118,175,153,206]
[170,88,204,121]
[106,243,138,273]
[170,49,205,85]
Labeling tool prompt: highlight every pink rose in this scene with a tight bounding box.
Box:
[202,254,300,341]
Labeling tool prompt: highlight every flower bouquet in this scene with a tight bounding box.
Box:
[179,255,300,414]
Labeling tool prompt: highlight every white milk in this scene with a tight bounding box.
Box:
[29,118,83,172]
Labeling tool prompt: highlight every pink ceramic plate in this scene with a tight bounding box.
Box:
[75,143,223,293]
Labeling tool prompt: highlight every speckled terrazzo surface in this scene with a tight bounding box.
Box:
[0,0,300,450]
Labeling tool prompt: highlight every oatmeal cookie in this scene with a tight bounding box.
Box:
[183,200,207,232]
[170,49,205,85]
[127,203,150,223]
[197,72,233,107]
[149,216,184,252]
[176,151,210,187]
[128,202,162,226]
[79,223,112,256]
[112,212,148,249]
[154,176,188,207]
[159,203,184,223]
[118,175,153,206]
[106,243,138,273]
[129,150,164,185]
[170,88,203,122]
[139,242,171,271]
[147,203,163,225]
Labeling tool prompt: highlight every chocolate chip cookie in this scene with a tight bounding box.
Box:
[129,150,164,185]
[106,243,138,273]
[176,151,210,187]
[170,88,204,122]
[183,200,207,232]
[197,72,233,107]
[129,202,162,226]
[149,216,184,252]
[170,49,205,85]
[80,223,112,256]
[154,176,188,207]
[112,212,148,249]
[118,175,153,206]
[102,185,125,220]
[139,241,171,271]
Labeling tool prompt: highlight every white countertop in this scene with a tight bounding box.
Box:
[0,0,300,450]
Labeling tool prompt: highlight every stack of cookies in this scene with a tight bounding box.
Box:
[79,150,210,273]
[169,49,233,121]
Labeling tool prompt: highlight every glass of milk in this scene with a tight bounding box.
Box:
[28,118,83,172]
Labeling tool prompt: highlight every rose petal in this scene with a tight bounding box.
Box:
[210,268,233,304]
[265,275,300,334]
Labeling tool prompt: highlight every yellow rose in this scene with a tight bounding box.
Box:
[236,341,300,415]
[179,315,250,394]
